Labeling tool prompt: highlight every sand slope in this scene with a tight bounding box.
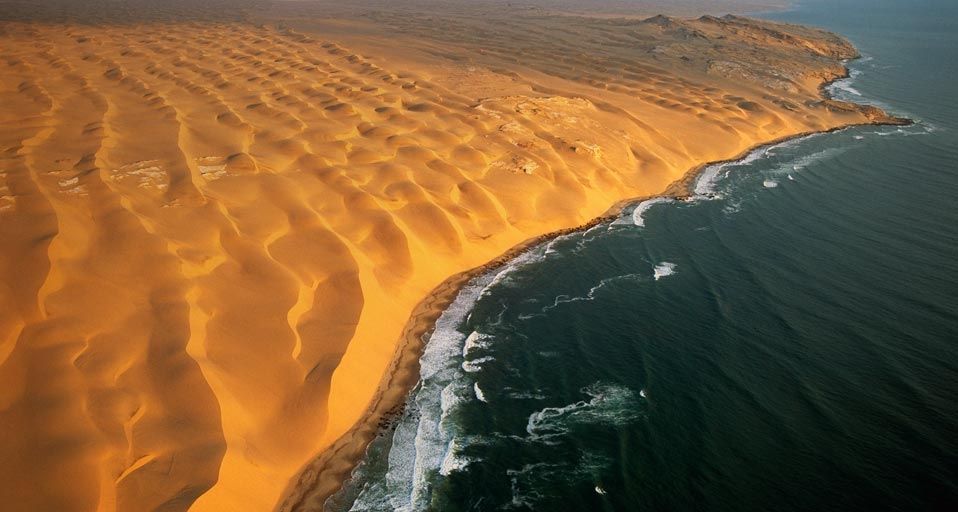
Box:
[0,3,897,511]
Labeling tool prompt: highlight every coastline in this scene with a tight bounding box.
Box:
[277,66,911,512]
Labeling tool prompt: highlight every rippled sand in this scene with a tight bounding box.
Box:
[0,1,899,510]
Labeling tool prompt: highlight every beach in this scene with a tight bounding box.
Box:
[0,1,907,510]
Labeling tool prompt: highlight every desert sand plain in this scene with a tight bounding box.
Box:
[0,1,903,511]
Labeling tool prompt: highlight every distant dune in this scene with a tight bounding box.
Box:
[0,1,900,511]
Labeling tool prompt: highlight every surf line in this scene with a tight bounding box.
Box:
[277,75,912,512]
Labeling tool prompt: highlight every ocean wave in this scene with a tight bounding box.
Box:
[693,160,731,198]
[543,232,578,256]
[474,382,488,403]
[830,76,862,97]
[771,146,844,178]
[827,67,864,99]
[462,356,495,373]
[346,263,510,510]
[506,389,548,400]
[462,331,492,357]
[541,274,643,312]
[631,197,673,227]
[723,199,743,215]
[505,451,613,509]
[479,246,548,298]
[439,438,470,476]
[693,142,779,198]
[525,383,640,442]
[653,262,676,281]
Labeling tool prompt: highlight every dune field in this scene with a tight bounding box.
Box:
[0,1,903,511]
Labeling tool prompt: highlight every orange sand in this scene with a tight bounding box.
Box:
[0,3,900,511]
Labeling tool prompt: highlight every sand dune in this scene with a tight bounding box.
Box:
[0,2,902,511]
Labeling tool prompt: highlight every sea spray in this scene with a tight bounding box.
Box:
[653,262,677,281]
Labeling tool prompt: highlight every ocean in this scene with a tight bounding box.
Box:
[328,0,958,510]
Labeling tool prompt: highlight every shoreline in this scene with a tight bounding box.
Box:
[277,65,911,512]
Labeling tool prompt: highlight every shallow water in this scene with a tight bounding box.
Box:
[330,1,958,510]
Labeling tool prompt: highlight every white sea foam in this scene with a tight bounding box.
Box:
[479,246,547,298]
[462,356,494,373]
[439,438,470,476]
[349,262,510,511]
[505,447,615,508]
[474,382,488,403]
[543,232,577,255]
[722,200,742,215]
[506,389,547,400]
[542,274,642,312]
[653,262,676,281]
[692,141,786,198]
[631,197,672,227]
[693,160,729,198]
[771,147,843,179]
[526,383,639,441]
[462,331,492,357]
[763,179,778,188]
[831,78,862,96]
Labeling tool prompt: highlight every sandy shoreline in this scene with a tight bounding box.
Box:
[278,66,911,510]
[2,6,912,509]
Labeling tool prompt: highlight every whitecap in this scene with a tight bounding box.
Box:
[776,147,844,177]
[831,78,862,96]
[631,197,672,227]
[439,438,470,476]
[478,245,547,298]
[693,160,729,198]
[506,389,547,400]
[462,331,492,357]
[474,382,488,403]
[653,262,676,281]
[543,231,578,255]
[526,383,639,440]
[462,356,494,373]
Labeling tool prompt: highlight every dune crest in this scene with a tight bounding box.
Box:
[0,3,903,511]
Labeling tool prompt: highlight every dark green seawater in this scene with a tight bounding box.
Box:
[329,1,958,510]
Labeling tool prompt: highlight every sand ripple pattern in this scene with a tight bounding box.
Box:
[0,8,885,512]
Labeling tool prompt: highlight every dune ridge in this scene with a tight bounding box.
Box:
[0,3,903,511]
